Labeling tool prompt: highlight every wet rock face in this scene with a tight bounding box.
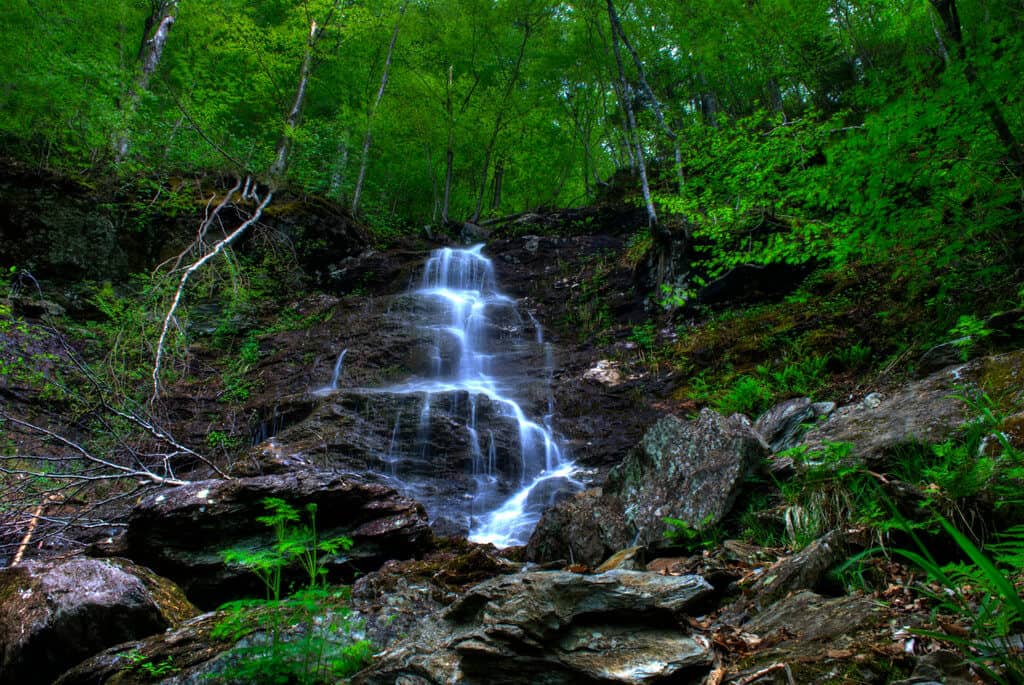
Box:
[353,569,715,685]
[124,472,433,609]
[0,557,197,685]
[0,166,128,280]
[350,544,522,651]
[607,410,768,547]
[53,612,229,685]
[527,409,767,566]
[487,233,662,471]
[265,388,531,537]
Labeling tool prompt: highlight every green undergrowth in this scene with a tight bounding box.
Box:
[212,498,371,684]
[726,395,1023,680]
[602,244,1022,420]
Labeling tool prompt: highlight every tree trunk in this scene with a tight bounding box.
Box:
[426,144,440,223]
[330,139,349,199]
[139,2,177,90]
[929,0,1023,169]
[269,0,345,182]
[268,22,315,182]
[442,66,455,225]
[352,1,408,216]
[607,0,657,228]
[470,18,533,224]
[117,0,178,161]
[605,0,675,142]
[490,159,504,210]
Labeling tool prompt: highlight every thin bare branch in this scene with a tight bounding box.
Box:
[0,415,188,486]
[151,185,273,403]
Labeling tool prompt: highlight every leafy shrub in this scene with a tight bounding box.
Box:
[778,442,896,547]
[213,498,372,684]
[758,353,830,398]
[949,314,994,361]
[835,343,871,370]
[663,515,719,552]
[629,322,656,356]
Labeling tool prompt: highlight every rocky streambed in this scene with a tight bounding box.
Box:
[3,218,1024,683]
[5,343,1021,682]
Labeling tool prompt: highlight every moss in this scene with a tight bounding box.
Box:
[978,350,1024,413]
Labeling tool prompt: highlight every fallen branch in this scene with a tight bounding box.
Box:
[50,332,230,480]
[10,495,57,566]
[730,662,794,685]
[0,414,189,487]
[151,182,273,403]
[156,178,243,274]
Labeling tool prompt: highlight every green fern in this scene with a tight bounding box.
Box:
[896,517,1024,684]
[214,498,369,684]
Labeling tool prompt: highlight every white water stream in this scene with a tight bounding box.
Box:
[387,245,579,546]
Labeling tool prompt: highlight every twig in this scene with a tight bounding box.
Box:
[731,663,793,685]
[156,73,248,173]
[0,414,188,486]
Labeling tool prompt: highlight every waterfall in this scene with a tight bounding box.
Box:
[385,245,579,547]
[329,348,348,389]
[313,348,347,396]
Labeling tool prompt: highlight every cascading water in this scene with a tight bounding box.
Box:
[313,348,348,396]
[379,244,580,546]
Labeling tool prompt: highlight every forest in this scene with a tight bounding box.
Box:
[1,1,1024,684]
[1,0,1019,279]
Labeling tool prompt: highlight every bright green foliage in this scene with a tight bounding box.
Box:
[707,353,830,417]
[215,498,370,684]
[891,393,1024,515]
[662,514,719,552]
[1,0,1021,302]
[834,343,871,371]
[894,518,1024,684]
[124,651,179,680]
[949,314,994,361]
[714,375,773,417]
[775,442,897,548]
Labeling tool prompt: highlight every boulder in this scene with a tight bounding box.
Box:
[754,397,834,454]
[525,488,631,567]
[56,591,371,685]
[350,543,522,652]
[800,364,973,467]
[606,410,768,547]
[0,557,198,685]
[460,222,491,244]
[742,590,880,643]
[124,471,433,608]
[723,590,886,684]
[53,612,228,685]
[582,359,623,386]
[353,569,715,685]
[595,546,645,572]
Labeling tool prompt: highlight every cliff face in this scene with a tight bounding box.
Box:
[0,163,370,286]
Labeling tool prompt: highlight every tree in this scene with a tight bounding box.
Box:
[116,0,179,161]
[469,4,543,223]
[351,1,409,216]
[928,0,1023,170]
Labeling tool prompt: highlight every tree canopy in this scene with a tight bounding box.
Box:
[1,0,1021,292]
